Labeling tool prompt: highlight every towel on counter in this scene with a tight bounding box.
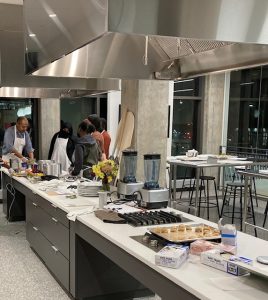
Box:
[94,209,126,224]
[67,206,95,221]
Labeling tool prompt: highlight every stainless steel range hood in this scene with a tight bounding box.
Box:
[24,0,268,80]
[0,3,120,98]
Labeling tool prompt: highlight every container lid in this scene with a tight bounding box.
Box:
[144,154,161,160]
[122,149,137,156]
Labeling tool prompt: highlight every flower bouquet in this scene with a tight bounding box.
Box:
[92,159,119,191]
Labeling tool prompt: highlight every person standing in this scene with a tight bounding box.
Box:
[70,121,101,177]
[100,118,111,159]
[87,114,106,160]
[48,122,74,172]
[2,117,34,162]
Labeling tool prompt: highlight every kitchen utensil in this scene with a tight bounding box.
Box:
[43,162,61,177]
[111,110,135,159]
[38,160,54,172]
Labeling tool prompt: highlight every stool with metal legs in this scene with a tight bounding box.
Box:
[179,167,195,200]
[234,166,258,208]
[220,182,257,236]
[188,175,220,220]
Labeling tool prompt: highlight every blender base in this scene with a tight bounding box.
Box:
[117,181,144,200]
[139,200,168,209]
[139,188,169,209]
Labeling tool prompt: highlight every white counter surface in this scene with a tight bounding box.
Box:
[3,169,268,300]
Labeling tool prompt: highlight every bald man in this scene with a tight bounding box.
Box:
[2,117,34,162]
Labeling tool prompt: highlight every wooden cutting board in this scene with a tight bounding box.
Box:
[112,110,135,158]
[117,111,135,153]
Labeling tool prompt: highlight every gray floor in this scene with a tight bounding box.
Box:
[0,204,157,300]
[0,204,70,300]
[2,190,266,300]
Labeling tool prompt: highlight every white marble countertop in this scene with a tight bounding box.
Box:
[166,155,257,168]
[2,168,268,300]
[1,168,99,213]
[77,211,268,300]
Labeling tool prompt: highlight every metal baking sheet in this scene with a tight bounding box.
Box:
[149,223,221,243]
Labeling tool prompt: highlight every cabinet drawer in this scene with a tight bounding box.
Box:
[26,199,69,259]
[28,191,69,228]
[27,222,69,291]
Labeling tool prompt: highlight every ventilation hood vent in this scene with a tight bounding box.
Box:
[24,0,268,80]
[0,3,120,97]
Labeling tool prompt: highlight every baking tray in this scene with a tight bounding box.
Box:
[149,223,221,243]
[12,173,27,177]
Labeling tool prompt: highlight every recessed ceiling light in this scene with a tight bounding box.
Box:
[49,13,57,18]
[29,33,36,37]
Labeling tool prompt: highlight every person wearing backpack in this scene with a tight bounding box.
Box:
[70,121,102,177]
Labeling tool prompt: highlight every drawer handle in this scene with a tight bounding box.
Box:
[51,203,57,209]
[33,226,38,231]
[51,245,59,253]
[52,217,58,223]
[32,202,38,207]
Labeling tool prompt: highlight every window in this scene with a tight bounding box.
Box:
[228,66,268,151]
[172,100,199,155]
[172,78,202,178]
[60,94,108,132]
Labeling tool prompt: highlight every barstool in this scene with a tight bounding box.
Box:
[189,175,220,220]
[233,166,258,207]
[220,182,257,236]
[263,201,268,227]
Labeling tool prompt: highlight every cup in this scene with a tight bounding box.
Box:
[186,151,194,157]
[186,149,198,157]
[98,191,108,209]
[219,146,227,155]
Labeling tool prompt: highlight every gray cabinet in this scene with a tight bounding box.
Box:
[26,191,70,291]
[27,222,69,290]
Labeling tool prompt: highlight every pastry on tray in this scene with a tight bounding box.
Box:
[150,223,220,242]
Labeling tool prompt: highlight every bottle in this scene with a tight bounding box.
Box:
[32,163,38,173]
[10,158,19,172]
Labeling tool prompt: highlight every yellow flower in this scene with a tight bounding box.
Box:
[92,159,118,181]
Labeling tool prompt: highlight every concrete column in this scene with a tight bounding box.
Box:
[201,73,226,154]
[201,74,226,177]
[121,80,170,187]
[38,98,60,159]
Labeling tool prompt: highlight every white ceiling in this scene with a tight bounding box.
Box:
[0,0,23,5]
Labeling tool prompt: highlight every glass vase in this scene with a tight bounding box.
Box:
[102,176,110,192]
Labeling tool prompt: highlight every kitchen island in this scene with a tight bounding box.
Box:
[1,169,268,300]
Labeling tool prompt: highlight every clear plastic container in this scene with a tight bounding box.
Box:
[120,150,138,183]
[143,154,160,189]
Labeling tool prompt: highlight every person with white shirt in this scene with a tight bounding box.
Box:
[2,116,34,162]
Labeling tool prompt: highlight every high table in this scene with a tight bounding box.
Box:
[1,169,268,300]
[237,169,268,233]
[167,156,268,219]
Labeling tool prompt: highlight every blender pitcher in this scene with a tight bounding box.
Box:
[143,154,160,189]
[120,150,138,183]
